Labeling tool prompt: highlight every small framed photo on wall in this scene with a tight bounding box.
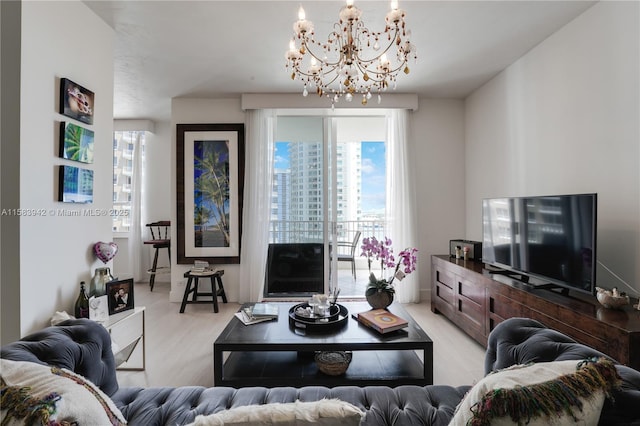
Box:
[58,165,93,203]
[107,278,135,316]
[59,78,95,125]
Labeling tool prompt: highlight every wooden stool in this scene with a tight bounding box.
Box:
[144,221,170,292]
[180,269,227,313]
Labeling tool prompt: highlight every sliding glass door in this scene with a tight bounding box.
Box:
[267,113,386,298]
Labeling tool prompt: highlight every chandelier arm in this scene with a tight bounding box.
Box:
[360,60,409,80]
[353,25,401,64]
[293,64,343,88]
[300,38,344,69]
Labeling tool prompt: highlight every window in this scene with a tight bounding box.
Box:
[270,115,386,296]
[112,131,145,232]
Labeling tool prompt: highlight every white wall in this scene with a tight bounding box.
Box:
[169,98,245,302]
[465,2,640,293]
[8,1,114,337]
[411,99,466,298]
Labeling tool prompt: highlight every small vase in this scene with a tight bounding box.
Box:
[366,289,394,310]
[90,267,115,297]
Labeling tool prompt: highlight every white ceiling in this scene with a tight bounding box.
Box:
[84,0,596,121]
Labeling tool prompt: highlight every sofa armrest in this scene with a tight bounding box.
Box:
[0,318,119,396]
[484,317,610,374]
[485,317,640,425]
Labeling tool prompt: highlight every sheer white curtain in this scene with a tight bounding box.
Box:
[128,131,146,282]
[386,109,419,303]
[239,109,276,302]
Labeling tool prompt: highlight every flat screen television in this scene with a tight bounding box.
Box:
[264,243,324,297]
[482,193,597,295]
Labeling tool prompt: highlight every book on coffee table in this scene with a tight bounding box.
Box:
[235,309,274,326]
[250,303,279,319]
[356,309,408,334]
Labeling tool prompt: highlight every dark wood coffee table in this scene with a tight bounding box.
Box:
[213,301,433,388]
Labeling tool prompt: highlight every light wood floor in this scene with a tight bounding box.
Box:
[116,281,486,389]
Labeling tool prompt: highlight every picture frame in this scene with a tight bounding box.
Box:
[59,78,95,125]
[176,123,245,264]
[59,121,94,163]
[89,295,109,322]
[58,165,93,203]
[107,278,134,316]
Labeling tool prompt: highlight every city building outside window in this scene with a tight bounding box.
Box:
[112,131,145,233]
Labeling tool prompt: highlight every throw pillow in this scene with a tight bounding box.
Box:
[185,398,364,426]
[449,357,620,426]
[1,359,127,425]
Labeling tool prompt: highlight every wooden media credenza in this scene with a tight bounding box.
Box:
[431,254,640,370]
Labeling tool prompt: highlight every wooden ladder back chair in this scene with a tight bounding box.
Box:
[144,221,170,291]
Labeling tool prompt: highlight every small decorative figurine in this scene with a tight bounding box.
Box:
[596,286,630,310]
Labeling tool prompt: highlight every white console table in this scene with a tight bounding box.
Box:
[103,306,145,370]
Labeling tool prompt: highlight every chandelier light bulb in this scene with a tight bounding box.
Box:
[391,0,398,10]
[298,5,306,20]
[346,0,354,7]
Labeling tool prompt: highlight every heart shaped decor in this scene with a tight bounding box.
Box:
[94,241,118,264]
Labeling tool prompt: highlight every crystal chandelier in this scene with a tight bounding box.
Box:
[285,0,416,106]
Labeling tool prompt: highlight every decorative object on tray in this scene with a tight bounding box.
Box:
[355,309,408,334]
[360,236,418,309]
[315,351,352,376]
[288,303,349,332]
[306,293,331,317]
[294,302,341,322]
[596,286,630,310]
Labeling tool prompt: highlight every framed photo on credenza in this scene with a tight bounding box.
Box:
[107,278,134,316]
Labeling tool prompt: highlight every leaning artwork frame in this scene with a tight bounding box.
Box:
[107,278,135,316]
[176,123,245,264]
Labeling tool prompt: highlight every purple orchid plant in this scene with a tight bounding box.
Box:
[360,236,418,295]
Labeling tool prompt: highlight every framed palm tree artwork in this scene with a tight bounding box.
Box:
[59,122,94,163]
[176,123,245,264]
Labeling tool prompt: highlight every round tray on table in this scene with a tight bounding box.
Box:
[288,303,349,332]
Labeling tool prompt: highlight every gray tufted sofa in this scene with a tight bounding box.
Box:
[2,317,639,425]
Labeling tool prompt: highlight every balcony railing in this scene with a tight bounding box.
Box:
[268,220,387,255]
